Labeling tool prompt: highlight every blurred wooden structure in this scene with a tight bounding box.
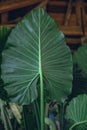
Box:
[0,0,87,50]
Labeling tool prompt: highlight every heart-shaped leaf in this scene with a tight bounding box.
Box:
[1,8,72,105]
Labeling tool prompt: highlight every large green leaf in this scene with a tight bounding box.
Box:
[1,8,72,105]
[66,94,87,130]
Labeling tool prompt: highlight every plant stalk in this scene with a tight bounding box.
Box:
[59,103,64,130]
[39,8,44,130]
[40,72,44,130]
[23,106,27,130]
[33,100,40,130]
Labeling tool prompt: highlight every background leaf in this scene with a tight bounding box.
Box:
[0,26,13,100]
[0,26,13,53]
[74,43,87,76]
[69,44,87,100]
[66,94,87,130]
[69,63,87,100]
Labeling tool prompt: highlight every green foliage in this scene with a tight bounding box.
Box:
[74,43,87,76]
[68,44,87,100]
[0,26,13,100]
[69,63,87,99]
[0,26,12,53]
[1,8,72,105]
[0,99,12,130]
[66,94,87,130]
[0,8,73,130]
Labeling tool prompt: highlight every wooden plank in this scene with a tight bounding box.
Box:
[48,1,71,6]
[84,27,87,36]
[48,1,87,7]
[1,12,8,24]
[8,17,22,24]
[35,0,49,10]
[49,13,78,25]
[64,0,72,26]
[67,38,81,44]
[60,25,83,36]
[76,0,83,26]
[0,0,42,13]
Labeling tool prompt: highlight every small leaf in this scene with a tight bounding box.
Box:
[66,94,87,130]
[0,99,12,130]
[74,43,87,76]
[9,102,22,124]
[69,63,87,99]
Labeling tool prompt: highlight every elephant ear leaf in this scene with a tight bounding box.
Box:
[66,94,87,130]
[1,8,72,105]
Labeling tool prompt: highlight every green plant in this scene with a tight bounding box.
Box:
[1,8,72,130]
[0,26,12,100]
[66,94,87,130]
[65,43,87,130]
[68,44,87,100]
[1,9,87,130]
[0,26,22,130]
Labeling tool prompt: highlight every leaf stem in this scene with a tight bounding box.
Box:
[38,8,44,130]
[59,103,64,130]
[33,100,40,130]
[69,120,87,130]
[40,73,44,130]
[23,106,27,130]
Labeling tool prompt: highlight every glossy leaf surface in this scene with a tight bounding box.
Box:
[1,8,72,105]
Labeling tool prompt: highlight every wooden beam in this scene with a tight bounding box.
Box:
[1,12,8,24]
[76,0,83,26]
[8,17,22,24]
[84,27,87,36]
[48,1,87,7]
[60,25,83,36]
[35,0,49,10]
[64,0,72,26]
[48,1,68,6]
[0,0,42,13]
[49,13,78,25]
[67,38,81,44]
[8,0,48,24]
